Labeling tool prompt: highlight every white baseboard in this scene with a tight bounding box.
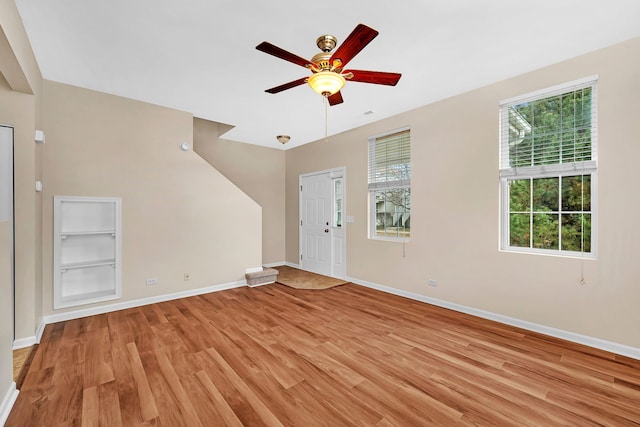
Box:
[12,337,36,350]
[0,382,18,426]
[43,279,246,325]
[13,319,46,350]
[262,261,286,268]
[347,275,640,361]
[35,321,45,344]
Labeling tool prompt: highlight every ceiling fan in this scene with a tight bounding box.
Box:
[256,24,401,106]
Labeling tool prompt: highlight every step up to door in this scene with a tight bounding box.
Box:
[245,267,279,287]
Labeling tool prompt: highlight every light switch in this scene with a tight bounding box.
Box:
[35,180,43,192]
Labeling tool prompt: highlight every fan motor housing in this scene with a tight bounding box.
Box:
[316,35,337,52]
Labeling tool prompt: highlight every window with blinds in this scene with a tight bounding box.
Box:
[368,128,411,240]
[499,77,597,257]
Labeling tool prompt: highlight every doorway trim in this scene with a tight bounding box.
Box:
[0,125,15,345]
[299,166,346,279]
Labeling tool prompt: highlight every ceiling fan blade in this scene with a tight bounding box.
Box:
[256,41,312,69]
[328,91,344,106]
[265,76,308,94]
[330,24,379,69]
[345,70,402,86]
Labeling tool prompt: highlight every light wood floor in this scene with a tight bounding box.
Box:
[13,346,33,381]
[6,283,640,426]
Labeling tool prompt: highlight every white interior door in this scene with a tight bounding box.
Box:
[300,168,346,278]
[300,173,332,276]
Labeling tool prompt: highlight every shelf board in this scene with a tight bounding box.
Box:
[61,259,116,270]
[60,230,116,237]
[60,289,118,303]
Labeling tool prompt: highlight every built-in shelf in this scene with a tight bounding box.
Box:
[54,196,122,309]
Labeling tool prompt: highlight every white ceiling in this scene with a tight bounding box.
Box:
[15,0,640,150]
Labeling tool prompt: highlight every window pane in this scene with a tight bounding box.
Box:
[532,213,559,249]
[510,213,530,247]
[561,213,591,252]
[374,188,410,238]
[561,175,590,211]
[334,179,342,227]
[532,177,559,212]
[508,86,592,167]
[509,179,530,212]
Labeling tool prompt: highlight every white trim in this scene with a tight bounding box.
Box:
[262,261,287,268]
[299,166,346,179]
[43,280,245,325]
[245,266,263,274]
[367,125,411,141]
[0,382,18,426]
[12,337,36,350]
[499,75,599,106]
[12,321,45,349]
[347,275,640,361]
[35,321,45,343]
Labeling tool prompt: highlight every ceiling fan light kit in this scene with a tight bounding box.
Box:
[308,71,345,96]
[256,24,401,106]
[276,135,291,144]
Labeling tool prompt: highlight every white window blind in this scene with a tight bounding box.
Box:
[500,77,598,177]
[368,129,411,190]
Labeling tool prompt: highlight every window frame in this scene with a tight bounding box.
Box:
[368,126,411,242]
[499,77,598,258]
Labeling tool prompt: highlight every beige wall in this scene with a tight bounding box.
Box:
[0,0,43,406]
[41,81,262,316]
[286,37,640,348]
[0,221,11,397]
[194,118,286,264]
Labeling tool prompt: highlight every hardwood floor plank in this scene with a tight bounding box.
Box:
[97,380,124,427]
[125,342,159,422]
[82,386,99,427]
[201,348,284,427]
[7,282,640,426]
[191,370,244,427]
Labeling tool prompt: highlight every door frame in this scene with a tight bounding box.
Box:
[0,125,15,342]
[299,166,346,279]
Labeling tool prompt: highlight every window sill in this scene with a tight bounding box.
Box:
[500,247,597,260]
[370,236,411,243]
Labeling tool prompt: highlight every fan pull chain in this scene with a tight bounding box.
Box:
[324,96,329,143]
[579,166,586,285]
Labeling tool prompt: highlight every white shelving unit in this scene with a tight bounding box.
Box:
[53,196,122,309]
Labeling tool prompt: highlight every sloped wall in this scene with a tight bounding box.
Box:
[41,81,262,316]
[193,118,286,265]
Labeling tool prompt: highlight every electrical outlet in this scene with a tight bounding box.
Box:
[145,278,158,285]
[184,273,190,281]
[427,279,438,287]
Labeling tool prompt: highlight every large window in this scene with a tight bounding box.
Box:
[368,128,411,240]
[499,77,597,257]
